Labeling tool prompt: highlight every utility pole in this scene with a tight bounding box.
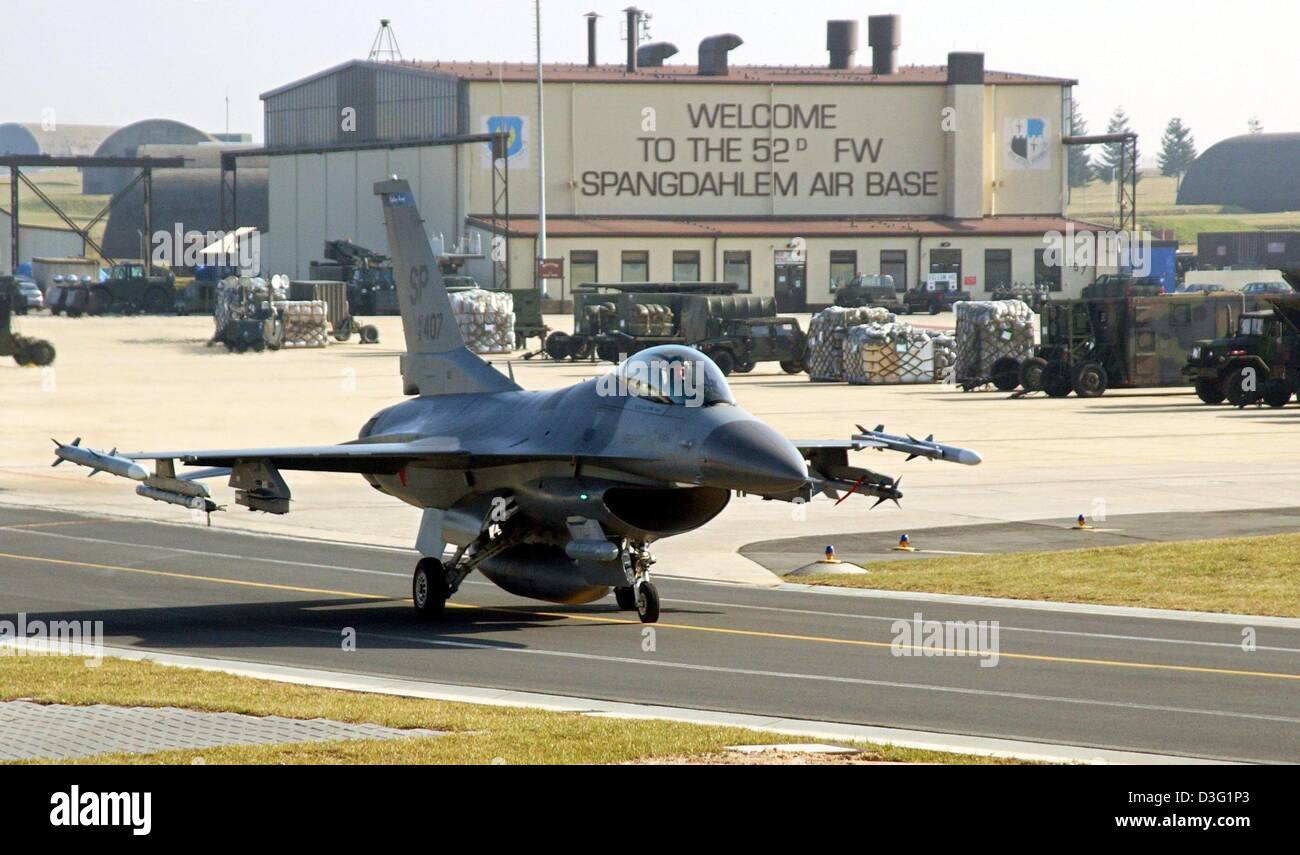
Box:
[535,0,548,298]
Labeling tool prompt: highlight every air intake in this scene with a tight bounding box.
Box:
[698,33,743,76]
[868,14,901,75]
[637,41,678,67]
[826,20,858,70]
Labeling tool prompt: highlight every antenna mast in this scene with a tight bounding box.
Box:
[368,19,403,62]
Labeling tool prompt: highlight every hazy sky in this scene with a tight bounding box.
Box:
[7,0,1297,162]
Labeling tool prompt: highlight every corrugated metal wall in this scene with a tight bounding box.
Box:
[0,212,87,274]
[264,62,462,149]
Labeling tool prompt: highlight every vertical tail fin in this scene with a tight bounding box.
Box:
[375,178,520,396]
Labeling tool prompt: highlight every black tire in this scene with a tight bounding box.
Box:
[733,353,755,373]
[1043,362,1073,398]
[333,327,352,343]
[709,349,735,376]
[596,342,621,364]
[1019,357,1049,392]
[412,558,448,619]
[251,339,266,352]
[360,324,380,344]
[1263,379,1292,408]
[1222,366,1258,407]
[28,341,54,366]
[568,335,592,360]
[991,357,1022,391]
[928,302,941,315]
[779,360,803,375]
[1071,362,1109,398]
[544,331,571,360]
[635,581,660,624]
[1194,380,1226,405]
[614,586,637,610]
[142,287,172,314]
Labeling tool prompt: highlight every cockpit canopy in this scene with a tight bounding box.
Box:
[616,345,735,407]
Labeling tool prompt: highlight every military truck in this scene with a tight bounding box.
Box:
[1,277,56,366]
[88,262,177,314]
[833,274,902,311]
[902,275,970,314]
[1183,294,1300,407]
[1011,291,1246,398]
[548,282,739,362]
[309,240,399,316]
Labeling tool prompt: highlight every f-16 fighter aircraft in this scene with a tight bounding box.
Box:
[52,178,980,623]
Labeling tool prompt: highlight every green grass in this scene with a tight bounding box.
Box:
[0,166,111,245]
[790,533,1300,617]
[0,656,1014,764]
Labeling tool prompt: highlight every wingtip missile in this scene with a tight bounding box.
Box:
[853,427,982,466]
[52,439,149,481]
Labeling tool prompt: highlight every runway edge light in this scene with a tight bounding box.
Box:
[893,533,916,552]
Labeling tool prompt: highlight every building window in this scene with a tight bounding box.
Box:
[672,250,700,282]
[722,250,751,292]
[570,250,598,289]
[1035,248,1062,291]
[621,250,649,283]
[880,250,907,291]
[829,250,857,292]
[984,249,1012,292]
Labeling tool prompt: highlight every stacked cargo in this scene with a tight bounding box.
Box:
[931,333,957,383]
[449,288,515,354]
[953,300,1035,386]
[274,301,329,348]
[213,276,288,336]
[806,306,895,382]
[844,323,958,385]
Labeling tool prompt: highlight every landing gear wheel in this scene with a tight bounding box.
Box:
[709,349,735,376]
[412,558,448,619]
[614,586,637,611]
[1043,361,1073,398]
[1071,361,1108,398]
[1019,357,1048,392]
[991,357,1022,391]
[1194,379,1226,405]
[1263,379,1292,408]
[635,581,659,624]
[779,360,803,375]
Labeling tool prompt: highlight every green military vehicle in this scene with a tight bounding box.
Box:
[1,277,56,366]
[1183,293,1300,407]
[1009,289,1246,398]
[546,282,738,362]
[88,262,177,314]
[833,274,902,311]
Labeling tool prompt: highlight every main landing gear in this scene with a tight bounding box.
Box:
[412,558,448,618]
[612,541,659,624]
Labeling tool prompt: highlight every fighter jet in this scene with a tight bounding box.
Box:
[52,177,980,623]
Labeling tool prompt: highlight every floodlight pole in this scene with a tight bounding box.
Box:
[535,0,548,298]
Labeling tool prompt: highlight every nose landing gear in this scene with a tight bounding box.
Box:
[612,541,659,624]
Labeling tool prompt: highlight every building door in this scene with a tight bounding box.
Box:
[774,251,806,312]
[929,249,962,285]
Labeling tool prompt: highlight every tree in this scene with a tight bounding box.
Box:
[1098,107,1139,184]
[1157,117,1197,189]
[1066,99,1094,188]
[1248,115,1264,134]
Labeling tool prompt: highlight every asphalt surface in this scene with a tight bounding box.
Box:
[1,505,1297,763]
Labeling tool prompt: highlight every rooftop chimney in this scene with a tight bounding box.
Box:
[698,33,743,76]
[868,14,901,75]
[584,12,600,68]
[624,6,642,72]
[826,20,858,70]
[946,51,984,84]
[637,41,678,67]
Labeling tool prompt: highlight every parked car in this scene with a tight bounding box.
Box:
[1242,281,1294,296]
[13,277,43,314]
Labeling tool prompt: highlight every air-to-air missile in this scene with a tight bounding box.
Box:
[853,425,983,466]
[51,438,148,481]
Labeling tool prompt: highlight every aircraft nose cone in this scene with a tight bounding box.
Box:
[700,420,808,494]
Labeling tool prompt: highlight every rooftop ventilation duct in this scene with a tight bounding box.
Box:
[868,14,901,75]
[946,51,984,84]
[826,20,858,70]
[637,41,678,67]
[584,12,600,68]
[624,6,643,72]
[698,33,743,76]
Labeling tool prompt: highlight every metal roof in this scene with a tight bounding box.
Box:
[466,215,1099,239]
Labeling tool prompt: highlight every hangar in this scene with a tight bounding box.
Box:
[257,12,1110,306]
[1177,133,1300,214]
